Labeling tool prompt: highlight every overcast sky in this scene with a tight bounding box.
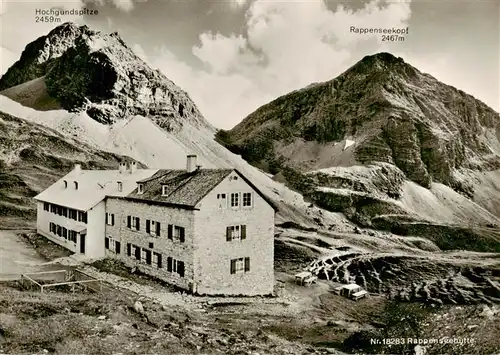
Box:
[1,0,499,129]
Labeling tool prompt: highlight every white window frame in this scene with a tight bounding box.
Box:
[107,237,117,253]
[162,185,168,196]
[230,225,241,240]
[230,192,240,208]
[235,258,244,273]
[141,249,148,263]
[152,252,159,268]
[132,217,140,229]
[117,181,123,192]
[105,213,114,226]
[150,220,158,236]
[242,192,252,207]
[137,183,144,194]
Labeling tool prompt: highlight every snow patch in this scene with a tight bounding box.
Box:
[396,180,500,225]
[343,139,355,151]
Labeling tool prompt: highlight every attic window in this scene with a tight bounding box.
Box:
[63,180,68,189]
[162,185,168,196]
[117,181,123,192]
[74,181,78,190]
[137,183,144,194]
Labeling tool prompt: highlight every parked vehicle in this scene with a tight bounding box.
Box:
[294,271,318,286]
[334,283,368,300]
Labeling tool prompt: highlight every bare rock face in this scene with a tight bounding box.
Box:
[0,22,82,90]
[0,22,212,131]
[220,52,500,193]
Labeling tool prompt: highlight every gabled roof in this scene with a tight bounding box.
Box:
[127,169,233,208]
[34,168,158,211]
[125,168,277,211]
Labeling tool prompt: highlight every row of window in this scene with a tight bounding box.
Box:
[126,243,185,277]
[126,216,185,242]
[217,192,253,208]
[49,222,78,243]
[106,234,248,277]
[125,215,245,243]
[230,257,250,274]
[43,202,87,223]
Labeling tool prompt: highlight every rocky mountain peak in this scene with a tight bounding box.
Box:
[220,51,500,195]
[341,52,419,86]
[0,22,212,131]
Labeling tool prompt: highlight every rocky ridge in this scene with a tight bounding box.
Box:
[0,22,212,131]
[220,52,500,194]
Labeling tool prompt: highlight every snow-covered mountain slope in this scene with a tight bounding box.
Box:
[308,162,500,226]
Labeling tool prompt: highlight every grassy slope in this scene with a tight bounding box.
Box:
[1,232,498,355]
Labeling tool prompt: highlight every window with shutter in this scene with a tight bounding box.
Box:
[167,257,173,271]
[135,246,141,260]
[146,220,150,234]
[241,225,246,240]
[226,227,231,241]
[116,241,121,254]
[146,250,152,265]
[105,237,109,249]
[111,214,115,226]
[157,254,162,268]
[230,259,236,274]
[168,224,173,240]
[127,216,131,228]
[136,218,140,231]
[156,222,161,237]
[244,257,250,272]
[179,227,185,243]
[127,243,131,256]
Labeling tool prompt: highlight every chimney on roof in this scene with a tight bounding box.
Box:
[186,154,197,173]
[119,162,127,174]
[129,161,137,174]
[74,164,81,174]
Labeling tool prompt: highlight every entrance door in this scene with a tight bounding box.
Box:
[80,234,86,254]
